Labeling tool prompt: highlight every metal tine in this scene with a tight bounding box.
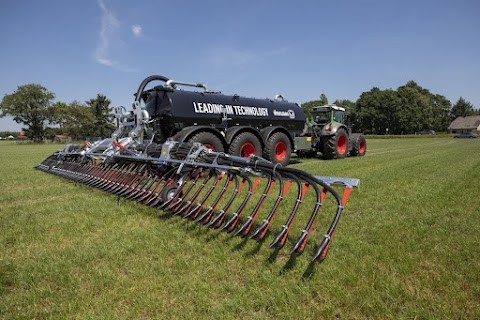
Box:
[49,158,78,179]
[124,167,158,199]
[65,160,95,183]
[234,174,276,237]
[136,166,174,203]
[78,159,116,184]
[162,168,207,213]
[206,174,244,228]
[250,173,293,241]
[93,160,133,189]
[51,161,81,180]
[91,161,130,190]
[127,169,161,200]
[289,177,328,257]
[158,167,203,210]
[175,169,217,216]
[221,176,260,233]
[115,163,149,197]
[311,186,353,262]
[127,162,162,200]
[269,177,307,249]
[100,161,141,192]
[145,167,181,206]
[195,173,236,224]
[81,162,108,184]
[81,161,118,187]
[183,170,226,219]
[66,160,93,182]
[107,163,150,195]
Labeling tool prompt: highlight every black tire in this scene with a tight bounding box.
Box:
[160,183,182,203]
[145,143,163,158]
[349,133,367,157]
[322,128,348,159]
[264,132,292,166]
[188,131,224,153]
[228,132,262,158]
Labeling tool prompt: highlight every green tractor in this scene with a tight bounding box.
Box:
[294,104,366,159]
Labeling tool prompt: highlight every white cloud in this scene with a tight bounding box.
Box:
[94,0,119,67]
[131,24,143,38]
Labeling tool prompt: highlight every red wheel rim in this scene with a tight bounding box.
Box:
[274,141,287,161]
[240,143,255,158]
[359,140,366,153]
[337,135,347,155]
[203,144,215,151]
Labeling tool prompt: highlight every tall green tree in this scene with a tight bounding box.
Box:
[354,81,452,134]
[397,83,432,133]
[355,87,401,134]
[86,94,115,137]
[0,84,55,141]
[451,97,475,119]
[301,93,329,117]
[51,101,95,138]
[431,94,452,131]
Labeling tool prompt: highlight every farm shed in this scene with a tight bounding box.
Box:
[54,134,72,143]
[448,115,480,133]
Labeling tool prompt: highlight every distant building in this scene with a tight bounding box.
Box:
[54,134,72,143]
[16,134,28,144]
[448,116,480,133]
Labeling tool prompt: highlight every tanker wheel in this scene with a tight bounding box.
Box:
[228,132,262,158]
[264,132,292,166]
[188,131,224,152]
[349,133,367,157]
[323,128,348,159]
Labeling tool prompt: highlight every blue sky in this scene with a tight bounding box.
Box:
[1,0,479,131]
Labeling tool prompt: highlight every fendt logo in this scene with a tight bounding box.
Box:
[273,109,295,119]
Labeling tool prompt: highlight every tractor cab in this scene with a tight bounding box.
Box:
[310,104,346,127]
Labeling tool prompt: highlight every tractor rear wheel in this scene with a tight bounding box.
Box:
[349,133,367,156]
[188,132,224,153]
[228,132,262,158]
[322,128,348,159]
[264,132,292,166]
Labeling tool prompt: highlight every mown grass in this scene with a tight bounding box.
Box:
[1,138,479,319]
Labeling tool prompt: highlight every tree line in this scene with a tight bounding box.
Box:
[0,84,115,141]
[302,81,479,134]
[2,81,479,141]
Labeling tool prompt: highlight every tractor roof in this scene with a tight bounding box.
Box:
[311,104,345,112]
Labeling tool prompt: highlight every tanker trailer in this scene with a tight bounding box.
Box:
[133,75,306,166]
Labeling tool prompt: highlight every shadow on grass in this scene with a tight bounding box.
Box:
[301,261,317,281]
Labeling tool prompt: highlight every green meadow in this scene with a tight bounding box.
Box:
[1,137,479,319]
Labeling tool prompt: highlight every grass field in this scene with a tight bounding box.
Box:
[1,138,479,319]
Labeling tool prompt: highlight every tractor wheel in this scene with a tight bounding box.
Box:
[228,132,262,159]
[188,132,224,153]
[349,133,367,157]
[322,128,348,159]
[264,132,292,166]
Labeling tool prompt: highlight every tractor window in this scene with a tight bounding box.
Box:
[333,110,344,123]
[313,111,329,124]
